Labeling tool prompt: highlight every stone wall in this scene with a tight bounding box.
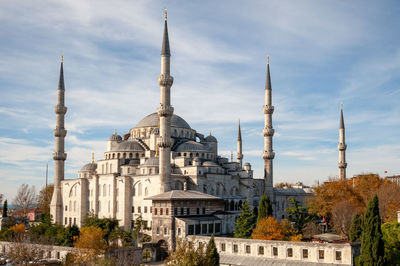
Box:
[192,236,360,265]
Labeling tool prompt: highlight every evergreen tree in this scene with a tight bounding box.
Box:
[2,200,7,217]
[257,193,273,222]
[359,195,385,265]
[233,200,256,238]
[349,213,362,242]
[286,197,313,235]
[205,235,219,266]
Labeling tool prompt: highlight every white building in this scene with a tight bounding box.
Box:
[50,11,312,234]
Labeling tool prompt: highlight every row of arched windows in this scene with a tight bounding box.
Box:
[104,152,144,160]
[176,152,215,160]
[131,128,195,139]
[101,163,113,174]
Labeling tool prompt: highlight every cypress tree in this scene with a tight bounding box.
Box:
[359,195,384,265]
[257,193,273,222]
[233,200,256,238]
[349,213,362,242]
[2,200,7,217]
[205,235,219,266]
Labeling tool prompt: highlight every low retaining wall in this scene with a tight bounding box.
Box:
[193,236,360,265]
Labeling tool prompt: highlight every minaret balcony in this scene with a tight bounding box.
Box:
[338,162,347,168]
[263,105,274,114]
[157,137,173,148]
[338,143,347,151]
[54,127,67,137]
[263,151,275,160]
[237,154,243,160]
[157,105,174,117]
[263,127,275,137]
[158,74,174,87]
[54,105,67,115]
[53,152,67,161]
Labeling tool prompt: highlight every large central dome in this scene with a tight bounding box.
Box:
[135,113,191,129]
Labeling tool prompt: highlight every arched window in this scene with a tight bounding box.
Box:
[117,153,120,159]
[102,165,104,174]
[145,187,148,196]
[129,153,133,158]
[136,153,139,158]
[103,184,106,197]
[112,153,115,159]
[138,183,142,196]
[127,168,130,174]
[69,200,72,211]
[106,163,108,174]
[74,186,77,196]
[108,201,110,213]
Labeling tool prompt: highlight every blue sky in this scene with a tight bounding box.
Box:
[0,0,399,201]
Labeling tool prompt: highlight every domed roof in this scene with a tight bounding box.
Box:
[111,141,144,152]
[205,134,217,142]
[136,113,191,129]
[175,141,210,152]
[109,134,122,141]
[143,157,159,167]
[80,163,97,172]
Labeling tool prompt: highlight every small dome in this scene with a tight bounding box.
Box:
[80,163,97,172]
[205,135,217,142]
[136,113,191,129]
[111,141,144,151]
[109,134,122,141]
[143,157,159,167]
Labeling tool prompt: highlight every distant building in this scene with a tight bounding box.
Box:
[387,175,400,186]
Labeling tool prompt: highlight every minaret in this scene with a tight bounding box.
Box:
[237,120,243,168]
[262,56,275,193]
[338,104,347,180]
[50,56,68,224]
[157,9,174,193]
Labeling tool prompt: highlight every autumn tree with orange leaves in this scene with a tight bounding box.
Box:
[308,174,400,225]
[252,217,301,241]
[73,226,107,265]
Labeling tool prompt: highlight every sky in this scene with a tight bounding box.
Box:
[0,0,399,201]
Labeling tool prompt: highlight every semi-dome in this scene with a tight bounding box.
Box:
[175,141,210,152]
[80,163,97,172]
[111,141,144,151]
[136,113,191,129]
[143,157,159,167]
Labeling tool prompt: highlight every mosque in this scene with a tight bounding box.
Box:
[49,11,347,246]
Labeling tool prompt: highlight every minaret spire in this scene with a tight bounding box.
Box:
[237,119,243,168]
[50,56,68,224]
[157,10,174,192]
[338,104,347,180]
[262,56,275,194]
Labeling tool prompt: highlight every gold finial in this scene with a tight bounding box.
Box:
[61,55,63,63]
[209,131,212,136]
[267,55,269,64]
[341,103,343,110]
[164,8,167,21]
[155,143,159,156]
[91,152,94,164]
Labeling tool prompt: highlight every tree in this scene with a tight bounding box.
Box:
[73,226,107,264]
[13,184,36,216]
[257,193,273,222]
[37,184,54,214]
[381,222,400,264]
[349,214,362,242]
[131,215,150,246]
[286,197,313,235]
[359,195,384,265]
[165,238,207,265]
[59,225,80,247]
[2,200,8,217]
[233,200,256,238]
[83,212,119,246]
[331,200,357,239]
[205,235,219,266]
[252,217,284,240]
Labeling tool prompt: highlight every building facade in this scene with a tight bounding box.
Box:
[50,11,312,239]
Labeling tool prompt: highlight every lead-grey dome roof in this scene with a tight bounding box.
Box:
[136,113,191,129]
[111,141,144,151]
[80,163,97,172]
[143,157,159,167]
[175,141,210,152]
